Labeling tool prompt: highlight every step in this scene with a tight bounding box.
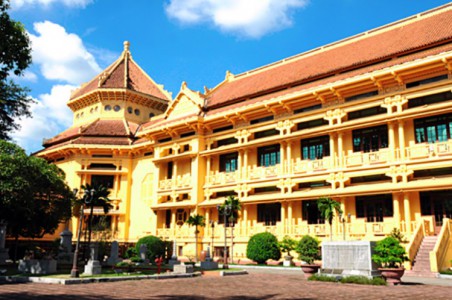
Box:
[404,270,437,278]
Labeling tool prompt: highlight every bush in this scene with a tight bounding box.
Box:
[135,235,165,260]
[340,275,386,286]
[308,274,387,286]
[295,235,321,264]
[308,274,337,282]
[124,247,138,259]
[372,236,408,268]
[246,232,281,264]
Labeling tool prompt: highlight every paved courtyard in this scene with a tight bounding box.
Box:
[1,270,451,300]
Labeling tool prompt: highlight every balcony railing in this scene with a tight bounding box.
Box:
[248,164,280,180]
[207,170,239,186]
[344,148,390,167]
[159,174,192,191]
[292,157,332,173]
[406,140,452,159]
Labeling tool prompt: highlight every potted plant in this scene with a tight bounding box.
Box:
[372,236,409,285]
[295,235,321,278]
[279,236,296,266]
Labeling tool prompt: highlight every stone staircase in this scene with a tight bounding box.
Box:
[405,236,438,277]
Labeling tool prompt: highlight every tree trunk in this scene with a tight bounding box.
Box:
[194,227,198,262]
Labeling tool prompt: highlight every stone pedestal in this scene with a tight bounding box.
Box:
[200,246,218,269]
[0,223,9,264]
[173,264,193,274]
[57,229,73,264]
[321,241,379,278]
[200,260,218,270]
[84,259,102,275]
[83,243,102,275]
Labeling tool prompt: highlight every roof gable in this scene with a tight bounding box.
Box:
[164,82,204,120]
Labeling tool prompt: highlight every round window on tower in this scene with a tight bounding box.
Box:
[127,106,133,114]
[114,105,121,112]
[149,112,155,118]
[105,105,112,111]
[134,109,140,116]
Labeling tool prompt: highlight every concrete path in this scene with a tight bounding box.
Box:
[0,267,451,299]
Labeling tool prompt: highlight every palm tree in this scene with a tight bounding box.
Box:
[221,195,241,264]
[317,197,343,241]
[185,213,205,262]
[79,184,113,259]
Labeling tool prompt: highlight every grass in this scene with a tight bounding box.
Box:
[308,274,387,286]
[439,269,452,275]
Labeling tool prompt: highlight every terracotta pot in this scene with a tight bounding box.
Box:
[378,267,405,285]
[300,264,320,278]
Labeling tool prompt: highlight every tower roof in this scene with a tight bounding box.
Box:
[69,41,171,102]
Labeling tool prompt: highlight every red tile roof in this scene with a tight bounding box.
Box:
[206,6,452,109]
[207,42,452,116]
[43,120,136,148]
[70,45,171,102]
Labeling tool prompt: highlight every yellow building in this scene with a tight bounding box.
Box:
[38,4,452,272]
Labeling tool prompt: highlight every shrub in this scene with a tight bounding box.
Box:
[295,235,321,264]
[372,236,409,268]
[124,247,138,259]
[246,232,281,264]
[135,235,165,260]
[340,275,386,286]
[308,274,337,282]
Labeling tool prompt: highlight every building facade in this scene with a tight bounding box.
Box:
[38,5,452,271]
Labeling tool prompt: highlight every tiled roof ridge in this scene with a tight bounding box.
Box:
[232,3,452,81]
[205,4,452,109]
[127,57,173,101]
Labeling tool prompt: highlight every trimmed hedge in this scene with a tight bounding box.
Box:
[135,235,165,260]
[246,232,281,264]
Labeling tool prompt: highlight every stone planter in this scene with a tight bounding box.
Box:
[300,264,320,278]
[283,255,294,267]
[18,259,57,274]
[378,267,405,285]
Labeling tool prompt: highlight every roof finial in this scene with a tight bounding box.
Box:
[124,41,130,52]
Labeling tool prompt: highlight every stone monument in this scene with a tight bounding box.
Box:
[200,246,218,270]
[168,240,180,268]
[139,243,149,264]
[0,223,9,264]
[106,241,122,266]
[57,229,73,264]
[321,241,379,278]
[84,243,102,275]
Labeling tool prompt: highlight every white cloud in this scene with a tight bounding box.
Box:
[9,70,38,83]
[11,0,92,10]
[165,0,308,38]
[29,21,102,85]
[12,85,76,154]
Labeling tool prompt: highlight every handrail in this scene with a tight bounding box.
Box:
[430,218,451,272]
[405,221,425,270]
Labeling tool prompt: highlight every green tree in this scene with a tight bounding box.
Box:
[77,183,113,256]
[0,140,73,258]
[219,195,242,263]
[222,195,241,224]
[0,0,34,140]
[317,197,343,241]
[185,213,205,262]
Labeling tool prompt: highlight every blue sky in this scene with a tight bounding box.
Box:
[9,0,452,153]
